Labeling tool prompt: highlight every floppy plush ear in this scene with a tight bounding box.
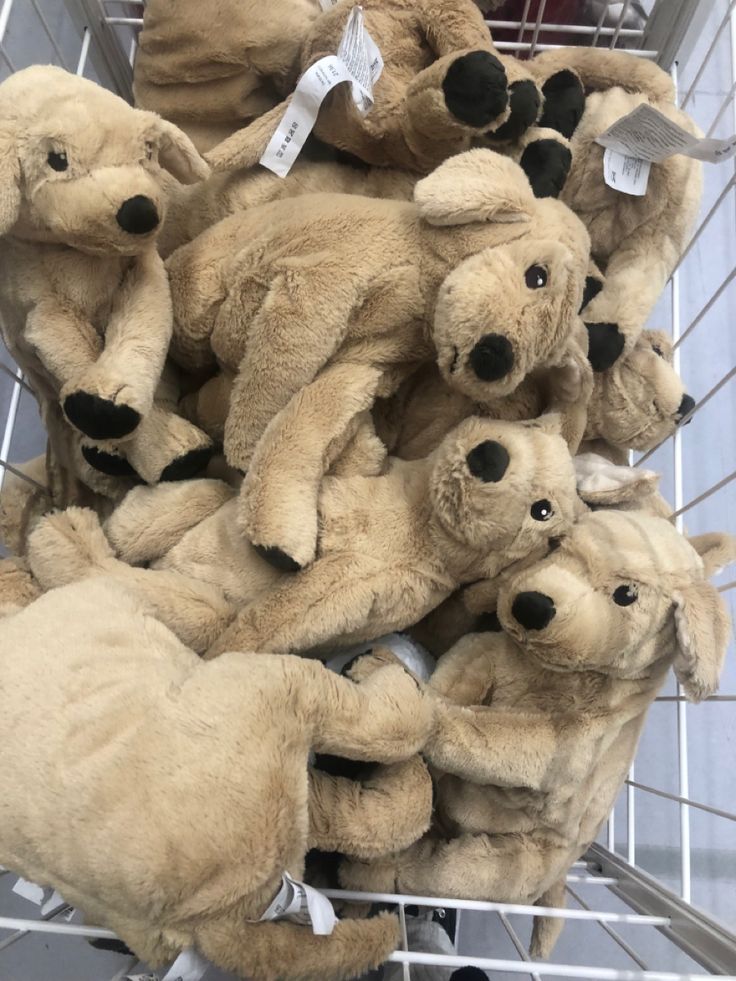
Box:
[523,412,563,436]
[574,453,659,507]
[673,581,730,702]
[688,532,736,578]
[153,117,210,184]
[414,149,535,226]
[0,125,21,235]
[205,101,290,173]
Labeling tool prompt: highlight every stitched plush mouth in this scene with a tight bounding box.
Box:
[449,346,459,373]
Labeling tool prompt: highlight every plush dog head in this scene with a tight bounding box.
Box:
[498,508,735,701]
[418,151,591,402]
[429,414,577,571]
[0,66,208,255]
[586,330,694,453]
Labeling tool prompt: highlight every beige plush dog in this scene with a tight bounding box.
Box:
[523,48,702,370]
[0,580,433,981]
[0,66,213,490]
[133,0,322,152]
[26,416,578,660]
[167,150,590,484]
[342,509,734,928]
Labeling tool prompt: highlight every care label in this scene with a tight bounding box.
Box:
[597,103,736,164]
[253,871,336,935]
[126,948,209,981]
[603,147,651,195]
[12,877,67,916]
[319,0,338,8]
[260,5,383,177]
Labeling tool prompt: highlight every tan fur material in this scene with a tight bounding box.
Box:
[133,0,321,152]
[0,66,213,492]
[167,150,590,478]
[342,511,733,911]
[0,588,433,979]
[26,418,578,659]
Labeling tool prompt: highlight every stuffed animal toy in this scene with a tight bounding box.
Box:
[342,507,735,930]
[0,66,214,493]
[519,48,703,370]
[0,580,434,981]
[203,0,579,190]
[26,415,579,660]
[167,150,591,485]
[133,0,322,152]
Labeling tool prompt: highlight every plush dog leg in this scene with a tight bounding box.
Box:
[120,404,213,484]
[179,370,233,443]
[195,912,400,981]
[104,480,235,564]
[240,362,385,570]
[308,757,433,859]
[0,557,41,616]
[27,508,235,652]
[529,877,567,960]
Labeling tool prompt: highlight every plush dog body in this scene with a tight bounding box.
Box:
[525,49,702,370]
[168,150,590,482]
[0,580,433,981]
[343,510,734,913]
[0,66,213,490]
[26,417,578,660]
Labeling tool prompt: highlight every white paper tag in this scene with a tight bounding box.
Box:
[260,5,383,177]
[161,948,209,981]
[12,877,66,915]
[254,872,336,935]
[126,975,159,981]
[597,103,736,164]
[603,147,650,195]
[319,0,337,7]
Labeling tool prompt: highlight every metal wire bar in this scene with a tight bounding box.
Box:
[0,904,73,955]
[671,174,735,276]
[681,0,736,110]
[386,949,736,980]
[628,762,636,866]
[672,266,736,351]
[323,890,670,925]
[0,0,14,44]
[706,81,736,139]
[591,0,609,48]
[515,0,532,45]
[0,458,48,492]
[486,21,643,37]
[656,694,736,700]
[105,16,142,25]
[0,361,32,394]
[398,901,410,981]
[494,41,657,56]
[566,886,650,971]
[567,875,619,884]
[0,41,16,72]
[0,917,115,938]
[626,780,736,822]
[529,0,548,58]
[28,0,71,69]
[671,467,736,519]
[0,366,23,495]
[610,0,634,49]
[498,911,542,981]
[76,26,91,75]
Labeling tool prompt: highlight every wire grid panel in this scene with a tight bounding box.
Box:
[0,0,734,978]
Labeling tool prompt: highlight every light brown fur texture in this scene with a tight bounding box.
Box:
[167,150,591,481]
[342,512,734,919]
[526,49,703,369]
[133,0,322,151]
[0,66,213,491]
[26,417,578,660]
[0,588,433,981]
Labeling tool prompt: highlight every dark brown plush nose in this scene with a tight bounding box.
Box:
[466,440,509,482]
[468,334,514,382]
[676,393,695,423]
[511,591,556,630]
[116,195,159,235]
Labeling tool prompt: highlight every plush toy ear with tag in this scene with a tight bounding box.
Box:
[673,580,731,702]
[0,125,21,235]
[151,116,210,184]
[414,149,535,226]
[574,453,659,508]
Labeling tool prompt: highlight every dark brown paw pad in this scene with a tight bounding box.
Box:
[64,392,140,440]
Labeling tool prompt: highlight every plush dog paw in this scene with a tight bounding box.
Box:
[586,322,626,372]
[539,69,585,138]
[252,543,302,572]
[485,79,541,142]
[64,391,141,440]
[160,445,214,482]
[442,51,509,129]
[519,139,572,198]
[82,444,140,479]
[27,507,114,590]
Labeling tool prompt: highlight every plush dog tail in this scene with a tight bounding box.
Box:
[529,877,567,961]
[196,910,399,981]
[533,48,675,102]
[205,99,290,173]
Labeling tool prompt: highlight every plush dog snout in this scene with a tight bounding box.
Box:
[466,439,510,482]
[468,334,514,382]
[676,393,695,423]
[511,591,556,630]
[116,195,159,235]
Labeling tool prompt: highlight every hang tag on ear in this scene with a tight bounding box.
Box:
[597,103,736,164]
[603,147,650,195]
[260,5,383,177]
[253,872,337,935]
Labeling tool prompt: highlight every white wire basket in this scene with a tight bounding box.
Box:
[0,1,734,979]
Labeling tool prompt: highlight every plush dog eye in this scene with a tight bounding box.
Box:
[525,264,547,289]
[613,584,638,606]
[531,499,553,521]
[652,345,664,358]
[47,150,68,172]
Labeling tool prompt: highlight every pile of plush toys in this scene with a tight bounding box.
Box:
[0,2,733,980]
